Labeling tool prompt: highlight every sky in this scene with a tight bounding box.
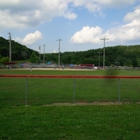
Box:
[0,0,140,53]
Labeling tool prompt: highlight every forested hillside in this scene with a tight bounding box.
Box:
[45,45,140,67]
[0,36,140,67]
[0,37,38,61]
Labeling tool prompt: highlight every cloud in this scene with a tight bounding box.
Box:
[106,5,140,42]
[0,0,77,30]
[0,0,139,30]
[63,11,77,20]
[70,26,103,44]
[124,5,140,22]
[52,50,58,53]
[104,20,140,42]
[94,0,137,7]
[85,3,101,13]
[15,30,42,45]
[0,10,28,29]
[84,2,105,17]
[72,0,138,13]
[70,21,140,44]
[70,5,140,44]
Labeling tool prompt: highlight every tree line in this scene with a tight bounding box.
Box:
[0,36,140,67]
[0,37,38,63]
[43,45,140,67]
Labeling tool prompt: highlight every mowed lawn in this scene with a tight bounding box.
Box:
[0,69,140,105]
[0,105,140,140]
[0,68,140,76]
[0,69,140,140]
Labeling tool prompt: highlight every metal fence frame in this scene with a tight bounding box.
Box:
[0,74,140,105]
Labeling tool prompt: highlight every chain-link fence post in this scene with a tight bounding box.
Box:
[73,78,76,103]
[118,78,121,102]
[25,77,28,105]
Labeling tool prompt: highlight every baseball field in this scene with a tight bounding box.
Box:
[0,69,140,139]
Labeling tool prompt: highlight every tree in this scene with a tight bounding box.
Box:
[132,59,138,67]
[61,55,72,64]
[0,57,9,64]
[0,37,37,60]
[1,36,140,66]
[136,58,140,67]
[29,52,38,63]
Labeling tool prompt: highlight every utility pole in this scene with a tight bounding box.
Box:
[43,44,45,64]
[100,37,109,69]
[97,52,101,69]
[39,46,41,62]
[57,39,62,67]
[8,32,12,62]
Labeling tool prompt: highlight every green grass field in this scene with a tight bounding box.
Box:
[0,68,140,76]
[0,105,140,140]
[0,69,140,139]
[0,69,140,105]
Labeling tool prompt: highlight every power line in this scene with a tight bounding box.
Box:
[100,37,109,69]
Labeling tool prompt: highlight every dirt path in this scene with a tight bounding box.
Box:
[43,102,140,106]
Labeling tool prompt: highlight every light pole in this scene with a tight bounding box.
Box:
[97,52,101,69]
[43,44,45,64]
[57,39,62,67]
[39,46,41,62]
[100,37,109,69]
[8,32,12,62]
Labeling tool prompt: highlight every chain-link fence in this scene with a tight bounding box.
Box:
[0,75,140,106]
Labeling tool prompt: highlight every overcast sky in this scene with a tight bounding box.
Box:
[0,0,140,53]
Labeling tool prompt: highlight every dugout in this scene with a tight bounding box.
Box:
[4,62,16,69]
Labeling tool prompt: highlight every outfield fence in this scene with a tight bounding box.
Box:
[0,74,140,106]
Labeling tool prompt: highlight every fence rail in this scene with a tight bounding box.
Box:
[1,74,140,79]
[0,74,140,106]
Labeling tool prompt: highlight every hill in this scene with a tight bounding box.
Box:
[0,36,140,67]
[0,36,38,61]
[45,44,140,67]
